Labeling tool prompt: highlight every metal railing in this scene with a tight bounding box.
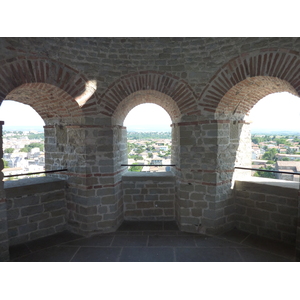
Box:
[3,169,68,178]
[121,164,175,167]
[234,166,300,176]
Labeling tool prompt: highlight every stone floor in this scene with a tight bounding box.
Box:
[9,221,296,262]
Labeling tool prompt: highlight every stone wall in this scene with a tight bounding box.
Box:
[122,172,175,220]
[234,179,299,245]
[0,37,299,240]
[5,177,67,246]
[0,121,9,261]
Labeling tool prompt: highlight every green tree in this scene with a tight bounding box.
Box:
[4,148,14,153]
[20,142,44,152]
[253,166,276,179]
[129,163,143,172]
[2,159,9,168]
[262,148,278,161]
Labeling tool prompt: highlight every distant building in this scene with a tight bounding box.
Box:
[275,161,300,181]
[277,154,300,161]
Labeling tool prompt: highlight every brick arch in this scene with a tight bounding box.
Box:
[5,83,84,125]
[217,76,299,116]
[112,90,181,126]
[0,57,98,122]
[200,49,300,114]
[98,71,198,117]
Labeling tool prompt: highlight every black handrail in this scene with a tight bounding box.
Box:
[3,169,68,178]
[235,166,300,176]
[121,164,176,167]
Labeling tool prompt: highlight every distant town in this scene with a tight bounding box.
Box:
[2,129,300,181]
[251,133,300,181]
[2,130,45,180]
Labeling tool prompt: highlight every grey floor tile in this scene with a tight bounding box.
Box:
[25,231,83,252]
[148,235,196,247]
[9,244,32,260]
[71,247,122,262]
[118,221,164,231]
[217,228,250,243]
[147,231,178,236]
[119,247,174,262]
[163,221,179,231]
[63,235,114,247]
[194,235,244,248]
[242,234,296,259]
[111,235,148,247]
[13,246,79,262]
[236,247,293,262]
[175,247,243,262]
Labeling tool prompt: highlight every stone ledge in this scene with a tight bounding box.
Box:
[122,171,175,181]
[4,177,66,198]
[234,176,299,189]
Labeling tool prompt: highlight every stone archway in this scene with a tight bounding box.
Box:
[199,49,300,115]
[0,57,101,237]
[98,71,198,117]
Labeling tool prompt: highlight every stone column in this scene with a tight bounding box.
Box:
[64,115,125,236]
[0,121,9,261]
[296,190,300,261]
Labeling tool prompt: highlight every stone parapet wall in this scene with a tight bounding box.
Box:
[0,121,9,261]
[122,172,176,220]
[5,177,67,246]
[234,179,299,245]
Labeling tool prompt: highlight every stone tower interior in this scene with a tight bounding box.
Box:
[0,37,300,262]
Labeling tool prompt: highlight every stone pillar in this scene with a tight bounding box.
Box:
[296,190,300,261]
[0,121,9,261]
[232,120,252,181]
[63,115,125,236]
[175,117,243,235]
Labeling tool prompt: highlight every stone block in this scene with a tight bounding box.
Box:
[41,191,65,203]
[143,209,164,216]
[51,208,67,217]
[21,205,44,217]
[13,195,40,207]
[79,205,98,215]
[270,213,292,225]
[6,208,19,220]
[8,217,28,228]
[44,200,65,212]
[191,208,202,217]
[39,216,65,229]
[203,209,224,219]
[19,223,38,234]
[97,206,108,214]
[250,192,266,202]
[136,202,154,209]
[30,227,56,240]
[256,202,277,212]
[246,208,270,220]
[277,205,298,216]
[124,210,143,217]
[258,227,281,241]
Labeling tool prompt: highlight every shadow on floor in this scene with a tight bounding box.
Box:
[8,221,296,262]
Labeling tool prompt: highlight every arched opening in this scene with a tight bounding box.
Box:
[0,100,45,180]
[124,103,172,172]
[216,77,300,183]
[248,92,300,181]
[111,90,182,176]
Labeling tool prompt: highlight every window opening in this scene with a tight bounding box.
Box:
[123,103,173,172]
[248,92,300,181]
[0,100,45,181]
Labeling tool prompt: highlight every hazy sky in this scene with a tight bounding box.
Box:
[0,92,299,132]
[248,92,300,132]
